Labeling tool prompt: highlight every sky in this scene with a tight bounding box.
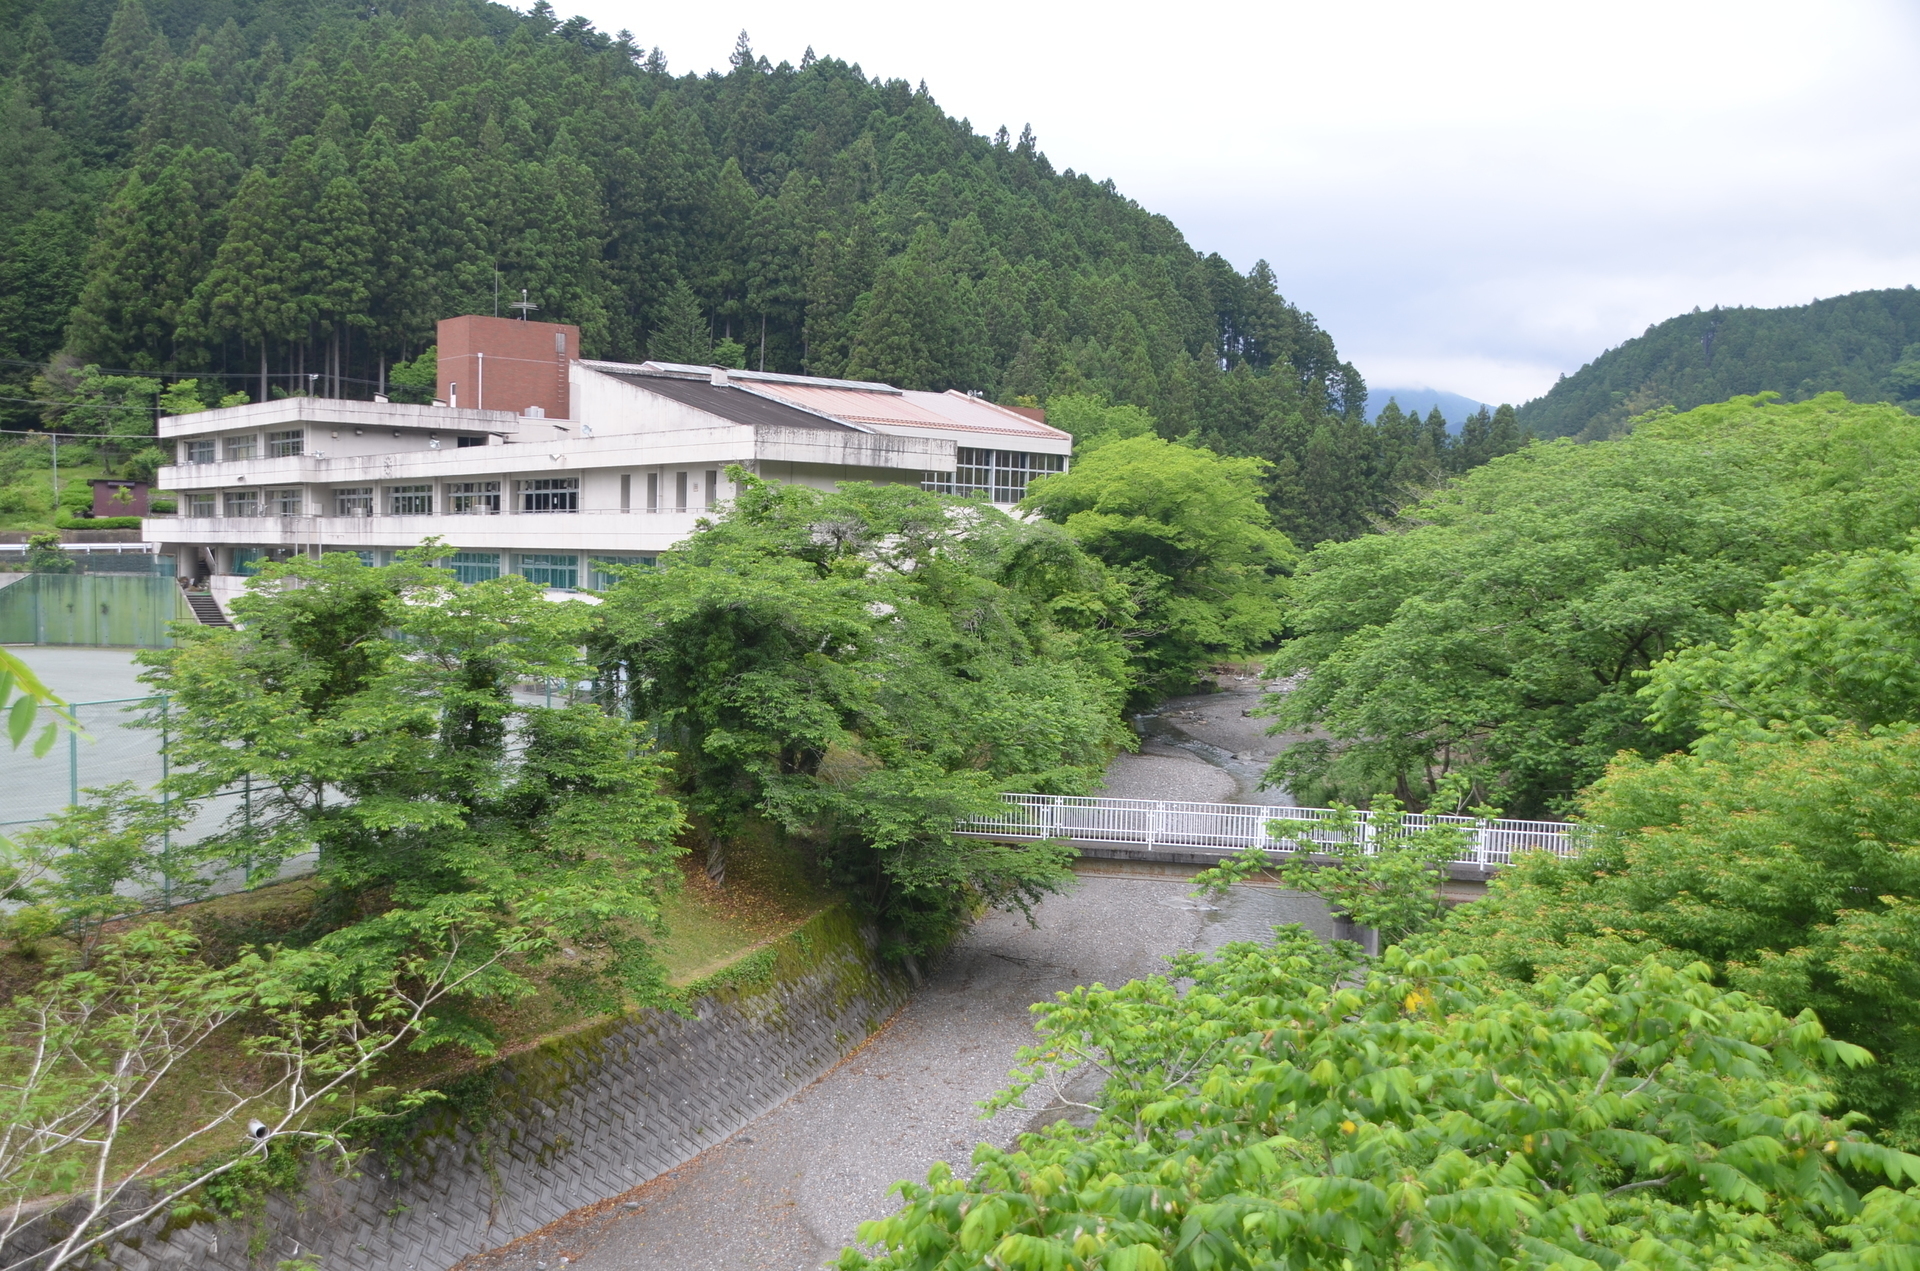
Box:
[550,0,1920,406]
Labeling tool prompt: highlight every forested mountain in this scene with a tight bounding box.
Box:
[0,0,1539,545]
[1519,287,1920,440]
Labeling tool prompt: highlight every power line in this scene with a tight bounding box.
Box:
[1,425,154,439]
[0,356,389,387]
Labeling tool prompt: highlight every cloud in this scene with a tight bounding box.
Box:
[555,0,1920,404]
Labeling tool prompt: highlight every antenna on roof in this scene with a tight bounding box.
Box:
[510,288,539,321]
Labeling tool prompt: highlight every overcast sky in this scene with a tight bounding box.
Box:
[551,0,1920,406]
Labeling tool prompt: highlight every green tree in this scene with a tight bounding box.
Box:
[647,279,710,363]
[137,550,688,1013]
[1268,394,1920,815]
[1022,435,1294,701]
[839,933,1917,1271]
[1644,538,1920,756]
[1441,724,1920,1148]
[594,476,1130,954]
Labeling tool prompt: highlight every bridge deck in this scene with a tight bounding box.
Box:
[957,793,1587,881]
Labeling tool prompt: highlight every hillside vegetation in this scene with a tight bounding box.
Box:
[1519,287,1920,440]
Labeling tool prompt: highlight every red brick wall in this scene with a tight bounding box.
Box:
[437,315,581,418]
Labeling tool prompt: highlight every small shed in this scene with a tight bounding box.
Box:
[88,479,149,517]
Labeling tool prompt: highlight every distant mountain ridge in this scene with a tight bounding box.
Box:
[1364,387,1489,430]
[1518,287,1920,440]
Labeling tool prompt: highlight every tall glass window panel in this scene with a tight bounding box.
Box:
[956,447,993,497]
[647,472,659,511]
[675,471,687,511]
[517,553,578,589]
[268,487,301,515]
[184,439,215,464]
[588,555,656,590]
[447,551,500,584]
[620,474,631,512]
[335,487,373,516]
[447,481,500,514]
[223,435,256,461]
[265,429,304,458]
[223,489,258,518]
[187,491,216,517]
[704,470,718,510]
[387,484,433,515]
[230,547,263,575]
[518,477,578,513]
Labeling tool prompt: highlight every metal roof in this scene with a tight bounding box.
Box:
[599,372,862,432]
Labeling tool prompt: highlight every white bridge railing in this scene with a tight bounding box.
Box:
[958,794,1589,870]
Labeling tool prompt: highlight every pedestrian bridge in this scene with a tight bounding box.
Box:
[957,793,1588,880]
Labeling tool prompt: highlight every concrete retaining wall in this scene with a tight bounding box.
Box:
[9,906,908,1270]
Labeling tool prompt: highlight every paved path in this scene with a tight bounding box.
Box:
[456,682,1308,1271]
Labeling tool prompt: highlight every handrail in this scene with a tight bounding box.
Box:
[957,793,1590,869]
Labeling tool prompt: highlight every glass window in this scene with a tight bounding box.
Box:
[230,547,263,576]
[588,555,655,590]
[187,491,216,517]
[387,484,433,515]
[447,551,501,584]
[704,470,718,510]
[456,435,487,448]
[647,472,659,511]
[518,477,578,513]
[516,553,578,589]
[325,549,376,567]
[268,487,301,515]
[956,447,993,497]
[674,471,688,511]
[223,435,255,461]
[446,481,501,514]
[334,487,373,516]
[266,429,304,457]
[223,489,258,518]
[184,439,215,464]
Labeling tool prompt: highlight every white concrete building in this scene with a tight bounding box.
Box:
[146,317,1071,603]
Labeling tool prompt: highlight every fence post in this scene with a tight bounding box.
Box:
[67,719,78,809]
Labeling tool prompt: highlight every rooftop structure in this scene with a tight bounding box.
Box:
[147,315,1071,599]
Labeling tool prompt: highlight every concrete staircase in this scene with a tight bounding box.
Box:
[183,591,231,627]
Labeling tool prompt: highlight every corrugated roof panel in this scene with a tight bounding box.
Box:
[905,391,1071,441]
[751,384,1068,440]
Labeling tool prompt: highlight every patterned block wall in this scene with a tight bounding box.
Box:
[6,907,907,1271]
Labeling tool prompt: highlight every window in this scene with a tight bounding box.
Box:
[223,435,255,461]
[184,439,215,465]
[704,470,719,510]
[955,447,993,496]
[518,477,578,513]
[266,429,304,458]
[326,549,376,567]
[387,484,433,515]
[947,448,1064,503]
[675,471,688,512]
[223,489,258,518]
[187,491,216,517]
[457,435,487,448]
[268,487,301,516]
[447,551,500,584]
[516,553,578,589]
[589,555,655,590]
[446,481,501,514]
[647,472,659,511]
[620,474,631,512]
[335,487,373,516]
[230,547,263,576]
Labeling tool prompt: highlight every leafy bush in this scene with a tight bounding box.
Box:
[840,931,1920,1271]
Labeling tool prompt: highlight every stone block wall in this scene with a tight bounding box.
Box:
[8,906,908,1271]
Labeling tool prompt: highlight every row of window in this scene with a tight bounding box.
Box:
[181,431,306,464]
[922,449,1066,503]
[228,548,655,590]
[182,473,731,517]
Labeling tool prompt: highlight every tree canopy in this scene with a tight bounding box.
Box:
[1266,394,1920,816]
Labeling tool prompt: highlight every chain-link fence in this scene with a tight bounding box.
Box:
[0,695,311,901]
